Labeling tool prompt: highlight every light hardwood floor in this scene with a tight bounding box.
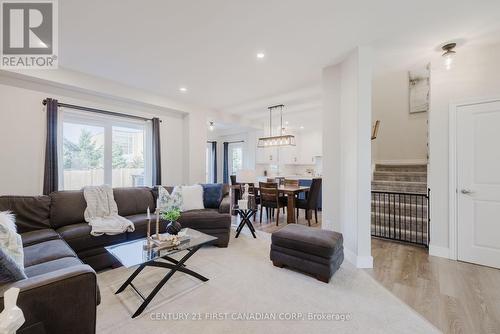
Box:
[235,210,500,334]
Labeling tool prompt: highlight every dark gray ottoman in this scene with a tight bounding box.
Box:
[270,224,344,283]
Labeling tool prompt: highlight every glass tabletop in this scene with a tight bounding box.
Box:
[105,228,217,268]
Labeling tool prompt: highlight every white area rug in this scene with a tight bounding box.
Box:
[97,228,440,334]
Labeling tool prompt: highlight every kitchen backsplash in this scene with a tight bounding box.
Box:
[256,163,320,177]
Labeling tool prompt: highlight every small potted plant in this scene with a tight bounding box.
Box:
[161,208,182,235]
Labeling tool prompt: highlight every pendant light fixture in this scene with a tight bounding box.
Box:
[257,104,296,148]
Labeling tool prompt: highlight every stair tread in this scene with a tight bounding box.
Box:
[374,171,427,175]
[372,180,427,185]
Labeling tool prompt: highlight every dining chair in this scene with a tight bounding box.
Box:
[295,178,322,226]
[230,174,242,210]
[282,179,299,187]
[259,182,287,226]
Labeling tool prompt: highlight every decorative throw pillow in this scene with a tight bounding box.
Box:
[201,184,223,209]
[0,248,27,283]
[0,212,26,283]
[157,186,183,212]
[175,185,204,212]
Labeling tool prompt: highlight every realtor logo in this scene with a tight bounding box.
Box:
[1,0,58,68]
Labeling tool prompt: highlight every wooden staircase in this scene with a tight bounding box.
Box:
[371,164,429,246]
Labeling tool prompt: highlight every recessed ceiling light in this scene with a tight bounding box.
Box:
[179,87,187,92]
[300,126,304,130]
[256,52,265,59]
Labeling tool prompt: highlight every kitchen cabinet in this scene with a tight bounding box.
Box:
[298,131,322,164]
[256,146,278,164]
[255,130,322,165]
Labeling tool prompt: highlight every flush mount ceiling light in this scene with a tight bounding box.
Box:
[179,87,187,92]
[256,52,265,59]
[209,121,215,131]
[257,104,296,148]
[441,43,457,70]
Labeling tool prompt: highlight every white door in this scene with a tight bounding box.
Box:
[457,100,500,269]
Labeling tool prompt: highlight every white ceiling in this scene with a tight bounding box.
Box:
[59,0,500,114]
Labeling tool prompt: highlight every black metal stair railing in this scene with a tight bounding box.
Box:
[371,189,430,247]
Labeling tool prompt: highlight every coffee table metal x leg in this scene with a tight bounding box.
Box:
[115,245,208,318]
[235,210,257,238]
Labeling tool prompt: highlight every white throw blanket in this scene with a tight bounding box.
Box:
[83,185,135,236]
[0,211,24,269]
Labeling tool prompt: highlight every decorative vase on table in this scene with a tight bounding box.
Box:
[166,221,182,235]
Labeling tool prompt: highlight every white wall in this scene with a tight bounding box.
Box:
[322,46,373,268]
[429,43,500,256]
[208,130,257,183]
[0,74,195,195]
[372,71,428,163]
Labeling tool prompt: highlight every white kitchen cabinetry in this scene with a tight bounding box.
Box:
[255,130,322,165]
[256,146,278,164]
[279,145,299,165]
[298,131,322,164]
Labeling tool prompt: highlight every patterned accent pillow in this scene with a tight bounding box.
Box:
[201,184,223,209]
[157,186,183,213]
[0,248,27,283]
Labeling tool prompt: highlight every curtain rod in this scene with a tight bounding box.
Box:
[224,140,245,144]
[42,99,161,122]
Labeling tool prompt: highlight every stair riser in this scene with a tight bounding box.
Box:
[376,165,427,172]
[371,193,427,204]
[371,212,427,223]
[371,225,428,241]
[373,174,427,182]
[371,203,428,217]
[372,184,427,193]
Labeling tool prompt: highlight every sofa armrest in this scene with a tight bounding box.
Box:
[219,194,231,214]
[0,264,98,334]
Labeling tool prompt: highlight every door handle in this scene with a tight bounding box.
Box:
[460,189,474,194]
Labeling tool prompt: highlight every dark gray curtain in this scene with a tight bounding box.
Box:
[211,141,217,183]
[43,98,58,195]
[223,142,229,184]
[152,117,162,186]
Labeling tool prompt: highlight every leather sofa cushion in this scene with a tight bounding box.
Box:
[114,187,155,217]
[24,239,77,267]
[178,209,231,230]
[271,224,343,259]
[49,191,87,228]
[21,229,60,247]
[57,223,127,252]
[126,213,167,240]
[0,195,51,233]
[24,256,83,278]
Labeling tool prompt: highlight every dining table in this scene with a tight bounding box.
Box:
[231,184,311,224]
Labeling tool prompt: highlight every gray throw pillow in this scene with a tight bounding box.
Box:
[0,248,27,283]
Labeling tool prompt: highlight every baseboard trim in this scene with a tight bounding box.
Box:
[344,248,374,268]
[375,159,428,165]
[429,245,450,259]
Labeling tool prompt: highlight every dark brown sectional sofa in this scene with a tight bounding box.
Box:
[0,185,231,334]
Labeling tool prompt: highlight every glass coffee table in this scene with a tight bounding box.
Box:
[105,228,217,318]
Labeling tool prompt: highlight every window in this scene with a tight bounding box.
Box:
[229,144,243,175]
[59,109,152,190]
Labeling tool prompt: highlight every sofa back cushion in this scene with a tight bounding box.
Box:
[50,187,156,228]
[0,196,51,233]
[49,191,87,228]
[113,187,155,217]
